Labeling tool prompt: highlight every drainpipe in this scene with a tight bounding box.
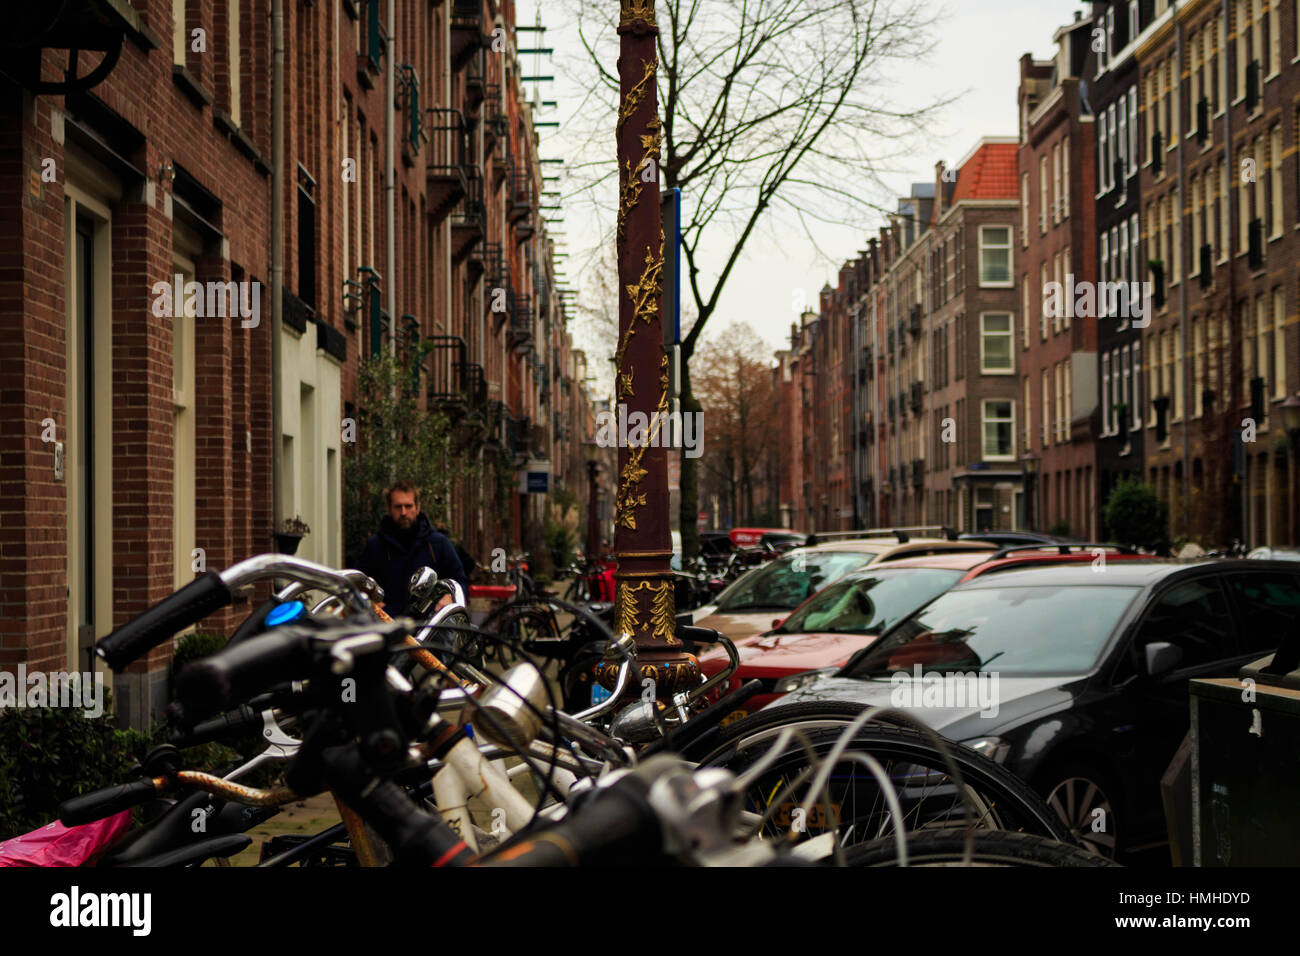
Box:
[1175,6,1191,545]
[1220,0,1241,547]
[271,0,284,533]
[386,0,396,360]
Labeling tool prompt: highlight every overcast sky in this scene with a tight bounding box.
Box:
[517,0,1092,390]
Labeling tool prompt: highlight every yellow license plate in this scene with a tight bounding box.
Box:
[718,709,748,727]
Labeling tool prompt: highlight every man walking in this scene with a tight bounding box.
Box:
[357,480,469,616]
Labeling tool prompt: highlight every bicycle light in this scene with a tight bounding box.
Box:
[473,664,549,751]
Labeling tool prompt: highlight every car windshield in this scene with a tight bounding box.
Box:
[714,551,873,611]
[839,585,1142,678]
[776,568,964,635]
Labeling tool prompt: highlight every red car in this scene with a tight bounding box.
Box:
[699,544,1148,719]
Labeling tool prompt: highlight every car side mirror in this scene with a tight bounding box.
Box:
[772,618,784,630]
[1144,641,1183,678]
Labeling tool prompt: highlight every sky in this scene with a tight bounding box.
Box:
[516,0,1093,391]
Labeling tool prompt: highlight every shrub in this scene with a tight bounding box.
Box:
[171,630,228,676]
[1103,476,1170,554]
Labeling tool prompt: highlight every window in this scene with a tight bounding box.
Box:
[1117,98,1128,185]
[1102,353,1112,436]
[227,0,241,125]
[1062,136,1070,214]
[1099,119,1108,194]
[173,0,186,66]
[1128,214,1140,291]
[1066,358,1074,429]
[1052,144,1062,223]
[1129,1,1139,43]
[982,400,1015,460]
[1226,573,1300,652]
[1133,344,1143,428]
[1040,369,1050,447]
[1121,345,1132,429]
[1171,193,1181,285]
[1054,363,1064,443]
[981,313,1014,373]
[1039,156,1048,232]
[1219,159,1230,262]
[1174,329,1185,420]
[1022,277,1030,348]
[1193,319,1204,417]
[1191,173,1202,274]
[1269,124,1283,237]
[974,487,995,531]
[1274,286,1286,399]
[1256,293,1270,414]
[1052,254,1062,332]
[1039,262,1049,339]
[1129,579,1235,671]
[1063,246,1072,329]
[1021,173,1029,246]
[979,226,1012,286]
[1108,104,1118,190]
[1236,0,1248,100]
[1127,87,1138,176]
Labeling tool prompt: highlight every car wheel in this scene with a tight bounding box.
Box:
[1037,764,1121,859]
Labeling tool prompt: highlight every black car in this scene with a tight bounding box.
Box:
[773,559,1300,859]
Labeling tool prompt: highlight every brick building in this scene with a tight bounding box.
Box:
[1017,16,1101,539]
[1131,0,1300,547]
[1,0,591,727]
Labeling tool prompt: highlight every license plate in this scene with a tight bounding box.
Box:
[591,682,612,706]
[718,708,748,727]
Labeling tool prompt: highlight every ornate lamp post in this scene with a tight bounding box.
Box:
[596,0,699,700]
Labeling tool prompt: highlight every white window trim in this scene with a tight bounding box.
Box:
[980,311,1015,375]
[978,225,1014,288]
[982,399,1016,461]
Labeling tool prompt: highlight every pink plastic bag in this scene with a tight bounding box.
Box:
[0,811,132,867]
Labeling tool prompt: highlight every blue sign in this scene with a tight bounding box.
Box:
[662,188,681,346]
[526,471,550,493]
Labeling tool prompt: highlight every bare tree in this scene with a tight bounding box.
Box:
[560,0,945,556]
[694,322,778,527]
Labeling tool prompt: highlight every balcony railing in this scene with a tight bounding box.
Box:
[509,293,533,347]
[425,108,469,224]
[424,335,468,408]
[451,167,486,262]
[463,362,487,409]
[450,0,484,71]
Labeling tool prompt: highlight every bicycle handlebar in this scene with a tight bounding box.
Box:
[96,555,379,671]
[96,571,234,670]
[172,627,317,722]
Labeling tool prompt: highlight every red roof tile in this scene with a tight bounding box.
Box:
[951,141,1019,202]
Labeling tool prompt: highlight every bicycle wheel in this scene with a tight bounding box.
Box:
[679,700,875,764]
[704,724,1073,846]
[842,830,1120,867]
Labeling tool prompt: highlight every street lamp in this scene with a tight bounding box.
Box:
[1021,451,1040,532]
[1281,394,1300,546]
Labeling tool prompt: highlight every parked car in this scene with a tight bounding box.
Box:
[958,530,1079,548]
[769,559,1300,858]
[700,545,1150,715]
[688,537,996,644]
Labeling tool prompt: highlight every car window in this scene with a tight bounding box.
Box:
[777,569,964,635]
[841,585,1142,678]
[714,551,873,612]
[1224,572,1300,654]
[1130,578,1235,670]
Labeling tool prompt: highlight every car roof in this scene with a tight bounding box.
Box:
[792,538,996,557]
[848,551,995,571]
[949,559,1202,589]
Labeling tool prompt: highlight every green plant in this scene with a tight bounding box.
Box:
[0,705,274,841]
[171,630,228,676]
[343,351,474,565]
[277,515,311,535]
[1103,476,1170,554]
[1047,519,1072,538]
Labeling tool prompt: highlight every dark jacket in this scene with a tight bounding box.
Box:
[356,512,468,616]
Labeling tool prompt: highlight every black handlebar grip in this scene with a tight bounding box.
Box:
[173,703,264,747]
[96,571,233,670]
[58,778,160,827]
[173,629,313,722]
[477,778,662,867]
